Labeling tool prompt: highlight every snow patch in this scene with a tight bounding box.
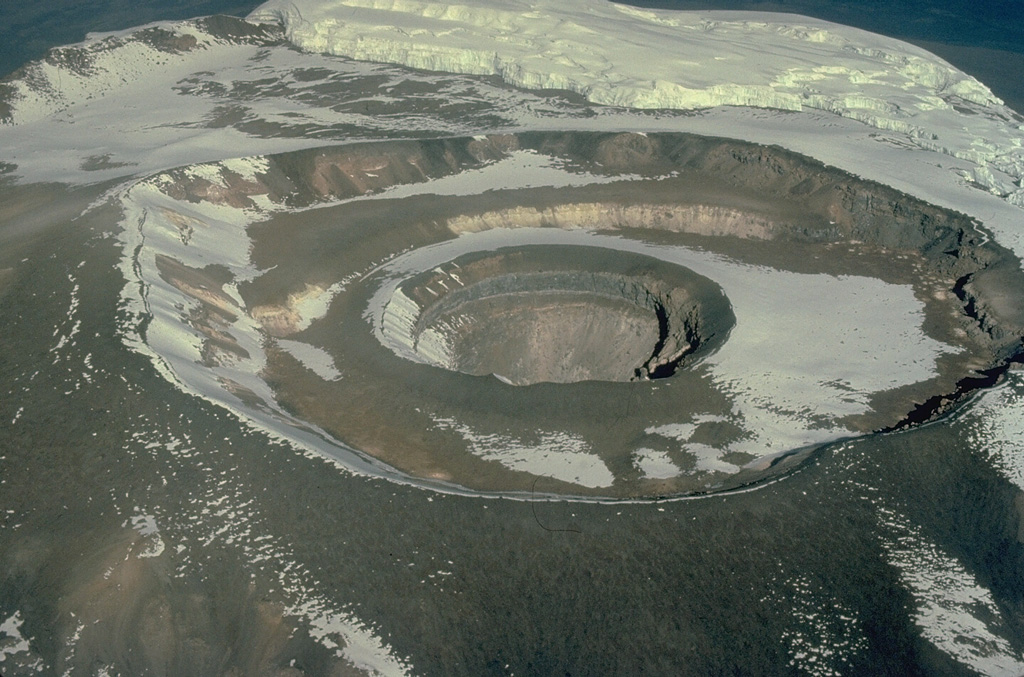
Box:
[277,338,343,381]
[0,612,40,670]
[290,599,413,676]
[761,572,870,676]
[878,507,1024,676]
[128,512,166,559]
[632,448,681,480]
[433,416,615,488]
[963,369,1024,491]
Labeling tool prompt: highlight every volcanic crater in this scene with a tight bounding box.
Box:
[133,131,1024,498]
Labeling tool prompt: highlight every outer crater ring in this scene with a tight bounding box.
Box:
[138,131,1024,500]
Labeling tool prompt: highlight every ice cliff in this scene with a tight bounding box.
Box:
[249,0,1024,205]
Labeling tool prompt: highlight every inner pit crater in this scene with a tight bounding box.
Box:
[380,246,733,386]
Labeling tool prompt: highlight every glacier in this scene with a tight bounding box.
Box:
[249,0,1024,205]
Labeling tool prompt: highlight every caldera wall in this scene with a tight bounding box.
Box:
[126,131,1024,498]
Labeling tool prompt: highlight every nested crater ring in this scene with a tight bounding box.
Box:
[375,246,734,385]
[130,131,1024,499]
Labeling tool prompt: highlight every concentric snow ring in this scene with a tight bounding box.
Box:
[119,131,1024,499]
